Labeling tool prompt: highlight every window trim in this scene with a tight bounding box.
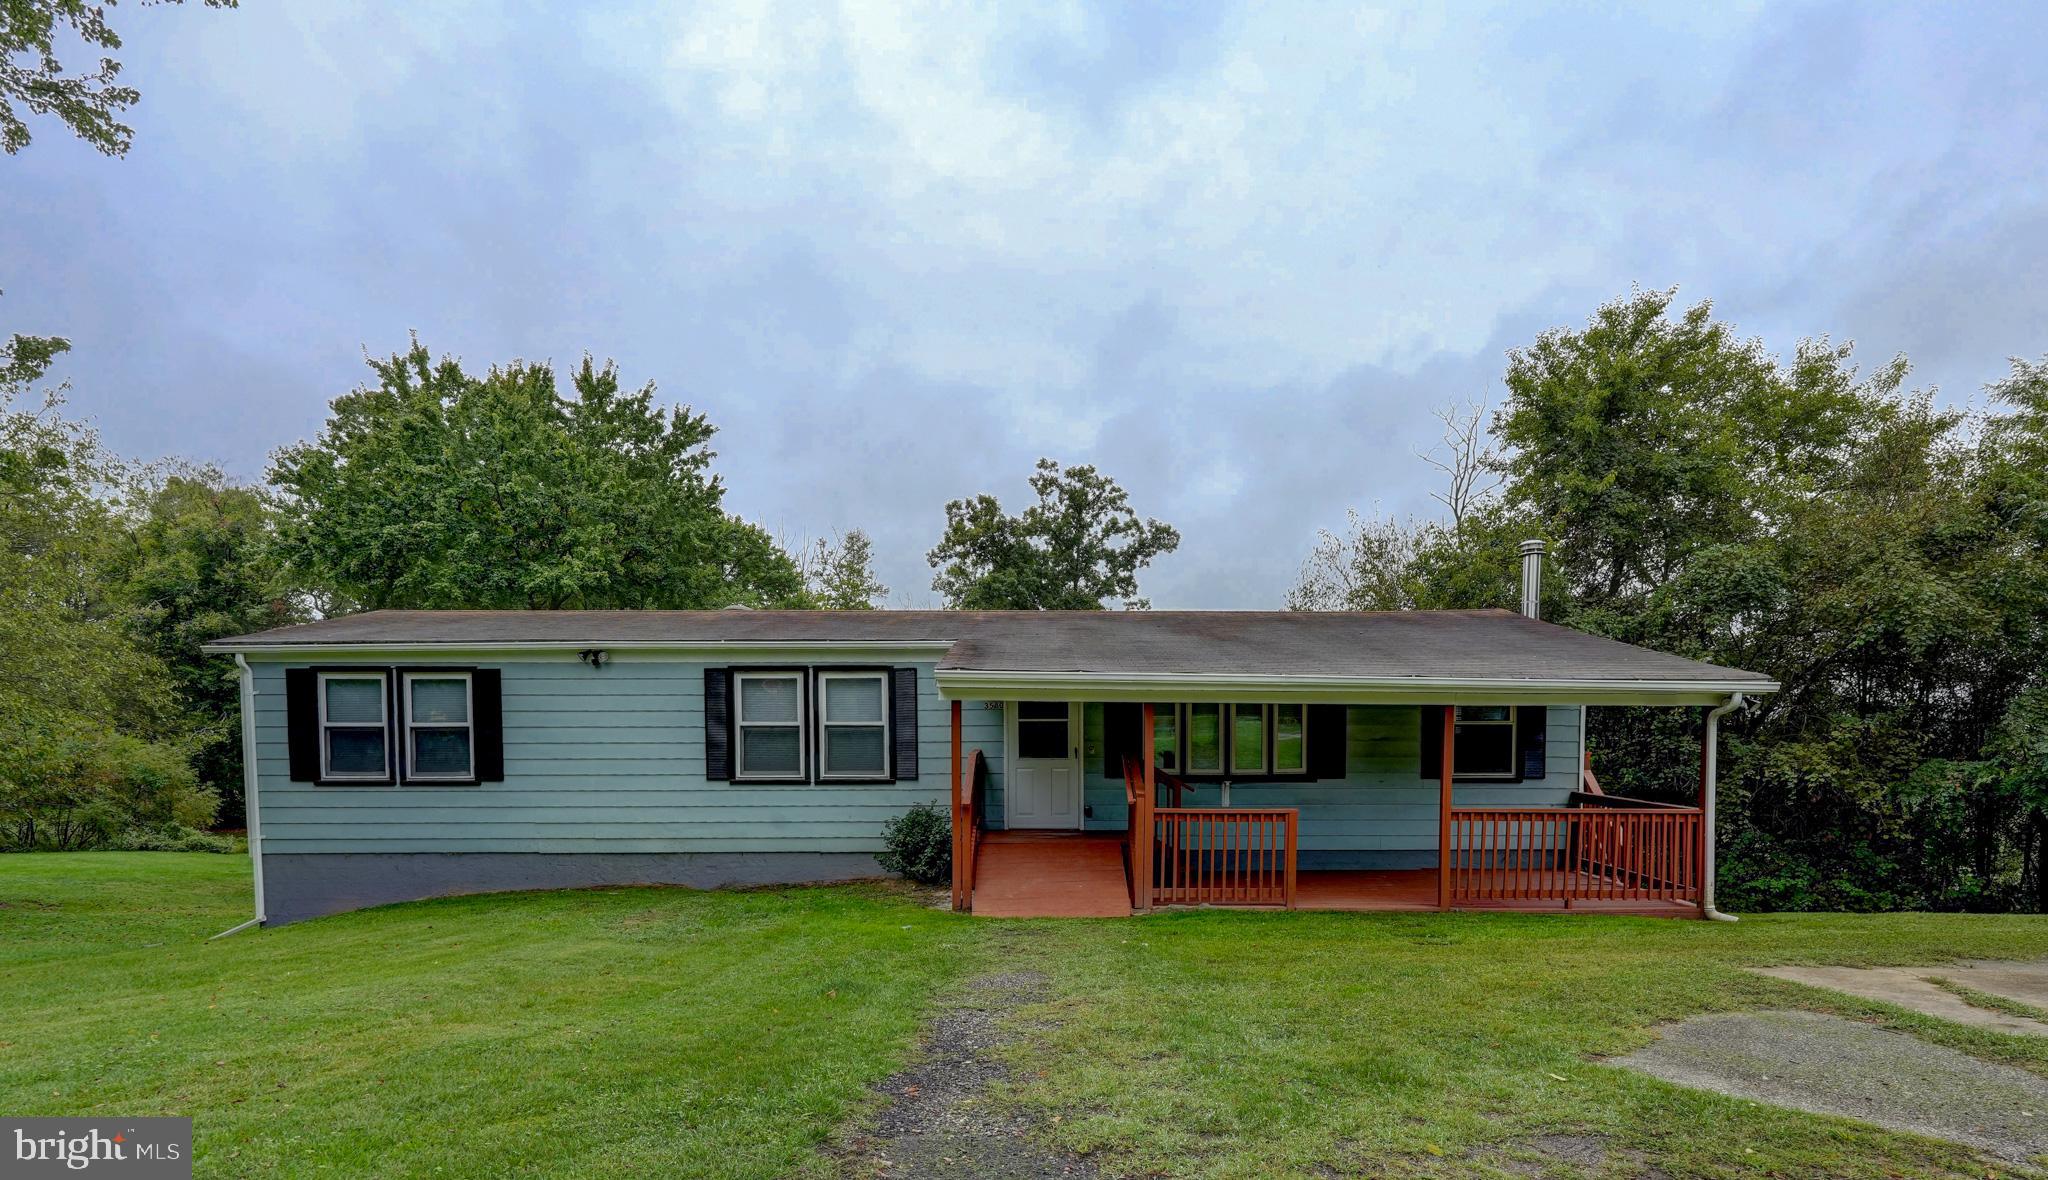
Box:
[734,669,809,782]
[317,670,391,783]
[817,669,891,782]
[402,670,475,783]
[1452,704,1519,780]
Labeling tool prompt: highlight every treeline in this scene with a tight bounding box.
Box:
[1289,289,2048,913]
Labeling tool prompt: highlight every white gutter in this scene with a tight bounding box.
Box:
[1701,692,1745,923]
[211,654,266,939]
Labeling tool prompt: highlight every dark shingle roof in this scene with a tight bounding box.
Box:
[206,608,1772,687]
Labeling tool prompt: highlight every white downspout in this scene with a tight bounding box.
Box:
[211,654,267,938]
[1701,692,1745,923]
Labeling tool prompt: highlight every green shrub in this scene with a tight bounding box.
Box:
[0,722,218,851]
[114,823,236,854]
[876,802,951,885]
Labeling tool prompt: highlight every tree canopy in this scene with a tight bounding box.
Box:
[801,529,888,609]
[1,0,236,157]
[268,340,806,611]
[0,385,217,849]
[928,458,1179,610]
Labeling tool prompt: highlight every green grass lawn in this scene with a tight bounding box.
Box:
[4,855,2047,1178]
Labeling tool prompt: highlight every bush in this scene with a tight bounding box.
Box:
[0,723,218,851]
[876,802,951,885]
[114,823,237,854]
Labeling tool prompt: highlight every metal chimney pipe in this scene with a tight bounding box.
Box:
[1519,539,1545,619]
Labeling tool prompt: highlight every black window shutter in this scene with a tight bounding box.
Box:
[704,668,733,781]
[891,668,919,781]
[1517,704,1547,782]
[1307,705,1348,779]
[1102,702,1140,778]
[1419,705,1445,780]
[286,667,319,782]
[474,669,504,782]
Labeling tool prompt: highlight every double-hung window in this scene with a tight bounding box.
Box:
[736,671,806,780]
[319,671,390,781]
[404,672,474,781]
[819,671,889,779]
[1452,705,1517,778]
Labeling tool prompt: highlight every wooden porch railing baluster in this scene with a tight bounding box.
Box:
[1447,800,1703,912]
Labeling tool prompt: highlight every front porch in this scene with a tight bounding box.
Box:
[948,701,1716,919]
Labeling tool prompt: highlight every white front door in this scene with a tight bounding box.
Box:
[1008,701,1082,829]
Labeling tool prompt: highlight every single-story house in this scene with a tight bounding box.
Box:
[205,544,1776,924]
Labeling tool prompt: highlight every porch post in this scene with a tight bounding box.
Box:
[1137,702,1155,913]
[1697,704,1715,917]
[950,699,965,912]
[1437,706,1455,910]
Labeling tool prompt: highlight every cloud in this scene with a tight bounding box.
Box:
[8,0,2045,606]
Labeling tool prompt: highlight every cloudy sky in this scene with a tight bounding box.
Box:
[4,1,2043,607]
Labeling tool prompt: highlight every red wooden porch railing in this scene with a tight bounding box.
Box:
[1448,801,1702,907]
[951,747,985,911]
[1123,755,1297,909]
[1152,808,1298,907]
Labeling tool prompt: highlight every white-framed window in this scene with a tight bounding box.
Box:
[1186,702,1223,773]
[1150,704,1179,774]
[736,671,806,779]
[1273,704,1307,774]
[403,672,474,781]
[819,671,889,780]
[318,671,390,781]
[1230,704,1269,774]
[1453,705,1518,778]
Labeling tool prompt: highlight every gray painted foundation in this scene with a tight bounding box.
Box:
[261,852,888,924]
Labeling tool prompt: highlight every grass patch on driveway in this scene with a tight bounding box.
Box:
[8,855,2048,1178]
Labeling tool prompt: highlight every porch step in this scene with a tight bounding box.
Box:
[972,832,1131,918]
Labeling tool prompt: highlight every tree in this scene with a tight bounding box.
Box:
[2,0,237,157]
[0,383,211,849]
[802,529,888,609]
[1493,287,1869,612]
[1417,399,1499,526]
[928,459,1179,610]
[107,467,300,824]
[1286,508,1428,611]
[269,339,807,611]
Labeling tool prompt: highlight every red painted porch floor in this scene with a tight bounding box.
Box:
[971,831,1132,918]
[971,832,1699,918]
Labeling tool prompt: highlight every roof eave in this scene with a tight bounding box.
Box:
[932,668,1776,705]
[201,639,961,657]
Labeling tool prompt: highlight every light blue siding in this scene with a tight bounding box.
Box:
[988,702,1581,855]
[251,655,1578,862]
[249,658,1001,854]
